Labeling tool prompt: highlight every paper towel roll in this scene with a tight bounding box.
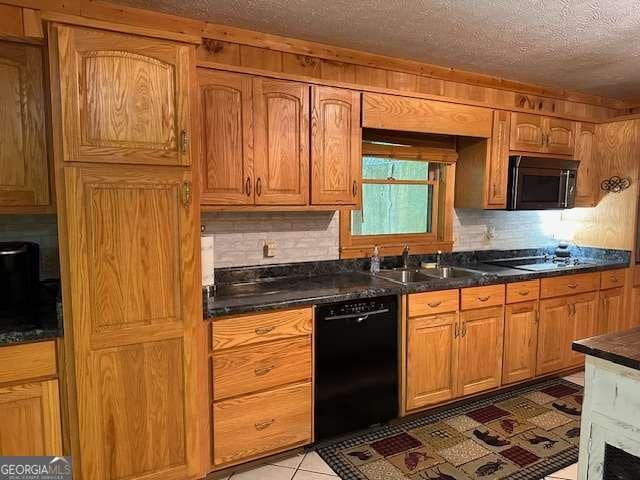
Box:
[201,235,215,287]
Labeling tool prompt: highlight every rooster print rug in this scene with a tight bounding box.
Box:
[316,378,582,480]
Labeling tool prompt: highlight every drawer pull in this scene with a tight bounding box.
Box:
[427,301,442,308]
[610,277,619,283]
[518,290,530,296]
[567,283,578,289]
[477,296,490,302]
[255,419,275,431]
[254,365,275,376]
[254,326,275,335]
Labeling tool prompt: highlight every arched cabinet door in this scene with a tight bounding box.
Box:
[52,25,193,166]
[510,113,545,153]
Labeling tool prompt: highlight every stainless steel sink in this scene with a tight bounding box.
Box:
[421,266,486,279]
[375,269,436,284]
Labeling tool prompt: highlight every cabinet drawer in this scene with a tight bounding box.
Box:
[212,307,312,351]
[461,284,505,310]
[506,280,540,304]
[601,270,626,290]
[540,272,599,298]
[212,337,311,400]
[408,290,459,317]
[0,341,57,385]
[213,382,312,467]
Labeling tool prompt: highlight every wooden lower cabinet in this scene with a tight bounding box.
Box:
[599,287,625,334]
[458,306,504,396]
[406,312,459,410]
[0,380,62,456]
[502,301,538,384]
[565,292,598,367]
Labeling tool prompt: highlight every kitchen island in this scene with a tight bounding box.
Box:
[573,328,640,480]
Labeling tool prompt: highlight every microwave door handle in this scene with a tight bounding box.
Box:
[563,171,571,207]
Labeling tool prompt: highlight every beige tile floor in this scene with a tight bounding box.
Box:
[211,371,585,480]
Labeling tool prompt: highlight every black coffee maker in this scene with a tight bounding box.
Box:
[0,242,40,317]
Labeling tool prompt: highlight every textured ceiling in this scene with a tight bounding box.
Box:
[113,0,640,100]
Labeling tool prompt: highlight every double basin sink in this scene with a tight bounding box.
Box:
[374,266,487,284]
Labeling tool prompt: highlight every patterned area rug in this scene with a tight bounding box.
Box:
[316,378,582,480]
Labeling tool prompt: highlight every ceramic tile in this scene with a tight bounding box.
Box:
[547,462,578,479]
[292,471,339,480]
[270,453,305,469]
[298,452,336,476]
[230,464,295,480]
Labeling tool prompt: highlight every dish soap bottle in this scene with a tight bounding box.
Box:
[370,246,381,274]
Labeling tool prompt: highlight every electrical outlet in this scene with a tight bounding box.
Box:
[263,240,276,257]
[485,225,496,241]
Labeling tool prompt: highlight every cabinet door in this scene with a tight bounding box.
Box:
[566,292,598,367]
[310,86,361,205]
[0,41,49,207]
[545,118,576,156]
[600,287,625,334]
[198,69,254,205]
[0,380,62,456]
[502,301,538,385]
[537,297,568,375]
[253,78,309,205]
[486,110,510,208]
[574,123,598,207]
[63,165,203,480]
[406,313,459,410]
[54,25,193,166]
[458,306,504,396]
[510,113,545,153]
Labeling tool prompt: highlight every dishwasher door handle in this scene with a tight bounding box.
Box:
[323,308,390,321]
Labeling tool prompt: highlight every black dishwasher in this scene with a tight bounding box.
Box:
[314,295,398,442]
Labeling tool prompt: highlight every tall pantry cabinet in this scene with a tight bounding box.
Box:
[48,23,206,480]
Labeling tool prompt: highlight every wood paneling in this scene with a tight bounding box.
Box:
[212,336,311,400]
[354,65,386,88]
[212,308,313,351]
[408,290,459,317]
[282,53,321,78]
[506,280,540,304]
[198,69,254,205]
[362,93,493,137]
[320,59,355,83]
[253,78,309,205]
[53,25,193,166]
[574,122,598,207]
[460,284,505,310]
[540,272,600,298]
[0,4,23,36]
[212,382,312,467]
[0,380,62,456]
[502,301,538,384]
[0,341,57,384]
[458,306,504,396]
[0,41,49,208]
[386,71,418,92]
[198,39,240,65]
[406,312,459,410]
[240,45,282,71]
[310,85,361,205]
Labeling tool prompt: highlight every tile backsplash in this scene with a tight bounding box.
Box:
[0,215,60,279]
[203,209,568,269]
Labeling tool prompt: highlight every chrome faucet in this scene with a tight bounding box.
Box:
[436,250,443,268]
[402,245,410,269]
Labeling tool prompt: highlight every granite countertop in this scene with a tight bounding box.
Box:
[573,327,640,371]
[0,280,63,347]
[205,248,630,318]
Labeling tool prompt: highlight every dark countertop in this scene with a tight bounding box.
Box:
[205,255,629,319]
[573,327,640,371]
[0,280,63,347]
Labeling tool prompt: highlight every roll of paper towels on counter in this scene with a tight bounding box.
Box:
[201,234,215,287]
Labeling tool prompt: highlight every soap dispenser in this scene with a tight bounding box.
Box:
[370,246,381,274]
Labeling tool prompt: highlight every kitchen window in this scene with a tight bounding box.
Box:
[340,133,457,258]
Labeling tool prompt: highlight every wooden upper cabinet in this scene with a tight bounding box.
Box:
[53,25,193,166]
[406,312,459,411]
[574,122,598,207]
[253,78,309,205]
[510,113,576,156]
[502,301,538,385]
[510,113,545,153]
[457,306,504,396]
[486,110,510,208]
[198,69,254,205]
[0,41,49,208]
[63,165,202,480]
[310,86,361,205]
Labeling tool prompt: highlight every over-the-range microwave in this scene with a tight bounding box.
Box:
[507,156,580,210]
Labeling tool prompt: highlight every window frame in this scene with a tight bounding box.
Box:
[340,142,457,259]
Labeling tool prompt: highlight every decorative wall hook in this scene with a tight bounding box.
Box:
[600,176,631,193]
